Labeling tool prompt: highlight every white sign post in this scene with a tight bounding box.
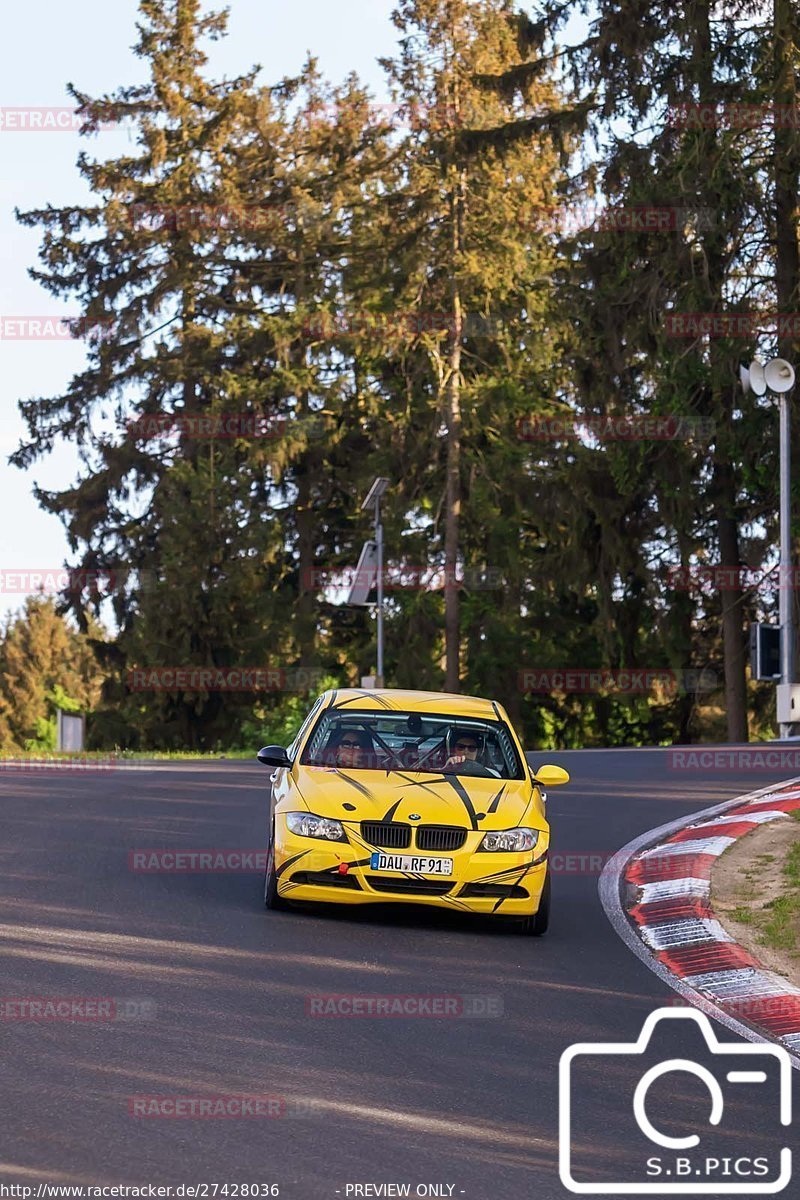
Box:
[57,710,85,752]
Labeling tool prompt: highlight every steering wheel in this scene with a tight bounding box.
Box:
[444,759,497,779]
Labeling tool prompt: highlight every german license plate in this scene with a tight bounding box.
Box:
[369,852,454,876]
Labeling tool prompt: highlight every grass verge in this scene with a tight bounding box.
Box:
[713,812,800,966]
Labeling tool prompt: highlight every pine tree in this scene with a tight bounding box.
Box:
[351,0,570,693]
[233,65,395,672]
[11,3,357,746]
[552,0,781,741]
[0,598,104,751]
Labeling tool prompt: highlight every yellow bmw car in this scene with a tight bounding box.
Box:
[257,688,569,934]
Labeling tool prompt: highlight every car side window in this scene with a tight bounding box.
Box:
[303,712,332,763]
[495,726,525,780]
[287,695,324,761]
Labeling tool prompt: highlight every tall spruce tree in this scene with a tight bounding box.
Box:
[351,0,570,694]
[553,0,780,741]
[13,1,279,746]
[12,3,381,746]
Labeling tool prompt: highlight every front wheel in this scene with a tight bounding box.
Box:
[518,871,550,937]
[263,821,290,911]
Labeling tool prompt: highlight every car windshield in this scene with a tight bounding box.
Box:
[301,709,525,780]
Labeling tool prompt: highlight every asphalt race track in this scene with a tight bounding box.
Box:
[1,750,797,1198]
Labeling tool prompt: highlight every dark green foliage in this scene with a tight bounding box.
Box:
[9,0,797,750]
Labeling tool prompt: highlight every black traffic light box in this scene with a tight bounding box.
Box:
[749,623,781,681]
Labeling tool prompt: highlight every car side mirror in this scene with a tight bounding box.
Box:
[257,745,292,769]
[534,764,570,787]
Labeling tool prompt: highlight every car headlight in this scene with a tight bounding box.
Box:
[479,827,540,852]
[286,811,347,842]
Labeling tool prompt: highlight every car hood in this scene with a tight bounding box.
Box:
[289,766,543,831]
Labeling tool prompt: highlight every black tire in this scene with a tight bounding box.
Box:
[518,871,550,937]
[263,821,290,911]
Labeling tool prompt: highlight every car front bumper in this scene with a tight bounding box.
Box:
[273,817,550,915]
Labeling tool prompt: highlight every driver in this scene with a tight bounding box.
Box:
[442,727,500,777]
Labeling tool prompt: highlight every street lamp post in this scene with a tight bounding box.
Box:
[361,478,390,688]
[375,493,385,687]
[743,358,796,737]
[779,385,794,738]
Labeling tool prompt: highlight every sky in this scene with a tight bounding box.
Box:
[0,0,398,619]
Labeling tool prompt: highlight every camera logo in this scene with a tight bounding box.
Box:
[559,1008,792,1194]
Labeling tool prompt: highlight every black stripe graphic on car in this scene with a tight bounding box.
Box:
[345,829,378,853]
[453,862,536,907]
[491,866,531,913]
[466,856,547,887]
[487,785,506,814]
[334,691,392,709]
[381,799,403,822]
[466,864,527,885]
[392,772,445,796]
[333,770,374,799]
[443,776,479,830]
[276,850,310,879]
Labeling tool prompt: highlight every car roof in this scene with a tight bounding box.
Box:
[321,688,502,720]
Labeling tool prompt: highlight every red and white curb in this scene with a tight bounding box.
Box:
[599,778,800,1066]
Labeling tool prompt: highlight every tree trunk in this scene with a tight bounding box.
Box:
[295,453,316,663]
[443,85,466,692]
[693,0,749,740]
[444,292,462,693]
[715,467,749,742]
[674,531,698,744]
[774,0,800,351]
[293,218,317,665]
[441,156,465,696]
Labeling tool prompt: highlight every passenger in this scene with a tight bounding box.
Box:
[325,727,373,770]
